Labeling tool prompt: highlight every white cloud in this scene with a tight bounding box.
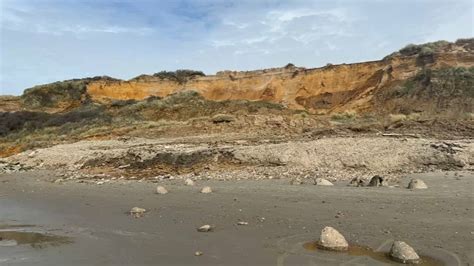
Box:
[0,1,154,36]
[32,24,154,36]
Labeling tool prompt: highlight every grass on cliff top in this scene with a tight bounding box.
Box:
[130,69,205,83]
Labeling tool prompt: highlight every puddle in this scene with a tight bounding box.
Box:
[0,230,72,249]
[303,242,444,266]
[0,224,35,230]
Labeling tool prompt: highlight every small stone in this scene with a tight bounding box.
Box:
[96,181,104,185]
[197,224,213,232]
[185,178,195,186]
[201,186,212,193]
[156,186,168,194]
[314,178,334,186]
[389,241,420,264]
[53,178,63,184]
[407,179,428,189]
[194,251,203,256]
[237,221,249,225]
[319,226,349,251]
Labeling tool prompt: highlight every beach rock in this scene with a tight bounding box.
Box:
[319,226,349,251]
[197,224,213,232]
[211,114,236,123]
[349,177,365,187]
[389,241,420,264]
[156,186,168,194]
[194,251,203,256]
[368,175,386,187]
[314,178,334,186]
[130,207,146,218]
[185,178,195,186]
[407,179,428,189]
[201,186,212,193]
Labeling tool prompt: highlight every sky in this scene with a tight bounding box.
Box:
[0,0,473,95]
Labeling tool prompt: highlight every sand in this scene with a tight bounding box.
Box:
[0,170,473,265]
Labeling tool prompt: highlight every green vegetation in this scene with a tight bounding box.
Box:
[120,90,285,120]
[398,40,449,56]
[20,76,119,108]
[1,91,288,153]
[384,40,454,60]
[0,105,110,137]
[391,67,474,98]
[22,80,88,108]
[152,69,205,84]
[331,111,357,121]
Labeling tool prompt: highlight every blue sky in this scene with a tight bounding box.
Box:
[1,0,473,95]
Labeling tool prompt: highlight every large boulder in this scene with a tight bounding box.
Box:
[368,175,387,187]
[407,179,428,189]
[314,178,334,186]
[211,114,236,123]
[389,241,420,264]
[319,226,349,251]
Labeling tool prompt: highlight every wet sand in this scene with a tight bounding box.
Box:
[0,170,473,265]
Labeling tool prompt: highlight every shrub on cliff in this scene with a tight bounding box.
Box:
[153,69,205,84]
[0,105,110,137]
[399,41,449,57]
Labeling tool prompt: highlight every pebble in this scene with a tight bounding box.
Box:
[194,251,203,256]
[389,241,420,264]
[407,179,428,189]
[156,186,168,194]
[319,226,349,251]
[197,224,213,232]
[237,221,249,225]
[185,178,195,186]
[314,178,334,186]
[201,186,212,193]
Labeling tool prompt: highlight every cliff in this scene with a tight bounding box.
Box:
[5,39,474,115]
[84,39,474,114]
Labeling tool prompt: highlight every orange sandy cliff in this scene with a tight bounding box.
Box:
[86,40,474,113]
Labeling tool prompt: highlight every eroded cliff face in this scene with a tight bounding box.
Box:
[5,39,473,114]
[86,40,474,113]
